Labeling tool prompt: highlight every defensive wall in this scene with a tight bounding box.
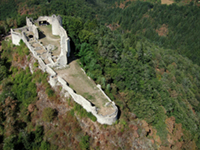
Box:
[11,15,118,125]
[37,15,70,67]
[11,17,39,45]
[26,17,39,40]
[17,28,57,77]
[54,76,118,125]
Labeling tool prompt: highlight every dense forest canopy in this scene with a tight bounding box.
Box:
[1,0,200,149]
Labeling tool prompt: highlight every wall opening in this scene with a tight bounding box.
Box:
[39,20,50,26]
[28,35,33,39]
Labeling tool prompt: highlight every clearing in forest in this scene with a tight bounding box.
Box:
[161,0,174,5]
[156,24,168,37]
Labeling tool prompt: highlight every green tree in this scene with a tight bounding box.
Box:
[80,135,90,150]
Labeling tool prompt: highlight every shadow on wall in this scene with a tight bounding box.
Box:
[66,82,77,93]
[116,105,121,120]
[38,30,46,40]
[67,40,77,64]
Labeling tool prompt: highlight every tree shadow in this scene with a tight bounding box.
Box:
[1,57,12,75]
[0,135,3,143]
[54,109,59,117]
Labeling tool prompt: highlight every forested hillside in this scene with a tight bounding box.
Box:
[101,1,200,64]
[1,0,200,149]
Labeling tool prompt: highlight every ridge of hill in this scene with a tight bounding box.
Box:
[0,0,200,149]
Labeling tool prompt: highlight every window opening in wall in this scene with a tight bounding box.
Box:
[28,35,34,39]
[39,21,50,26]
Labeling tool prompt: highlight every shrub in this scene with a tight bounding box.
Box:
[87,112,97,122]
[27,55,31,61]
[80,135,90,150]
[34,125,44,144]
[74,103,97,122]
[40,141,50,150]
[42,107,57,122]
[46,88,55,97]
[33,62,39,68]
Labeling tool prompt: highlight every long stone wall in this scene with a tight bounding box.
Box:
[11,15,118,125]
[54,19,70,66]
[57,77,118,125]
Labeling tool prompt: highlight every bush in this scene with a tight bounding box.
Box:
[40,141,50,150]
[46,87,55,97]
[33,62,39,68]
[42,107,57,122]
[80,135,90,150]
[87,112,97,122]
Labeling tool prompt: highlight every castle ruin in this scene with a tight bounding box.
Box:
[11,15,118,125]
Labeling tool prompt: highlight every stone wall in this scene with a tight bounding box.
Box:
[53,19,70,66]
[37,15,70,67]
[11,29,21,45]
[26,17,39,40]
[52,15,62,36]
[56,31,67,66]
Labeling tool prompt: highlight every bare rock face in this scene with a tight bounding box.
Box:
[28,104,35,112]
[141,120,150,132]
[165,116,175,134]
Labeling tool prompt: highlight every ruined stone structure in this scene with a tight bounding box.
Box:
[11,15,118,125]
[37,15,70,66]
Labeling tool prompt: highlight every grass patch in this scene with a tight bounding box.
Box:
[83,92,95,101]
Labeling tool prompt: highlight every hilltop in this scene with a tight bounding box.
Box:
[0,0,200,149]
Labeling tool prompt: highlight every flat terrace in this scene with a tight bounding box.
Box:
[55,61,115,116]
